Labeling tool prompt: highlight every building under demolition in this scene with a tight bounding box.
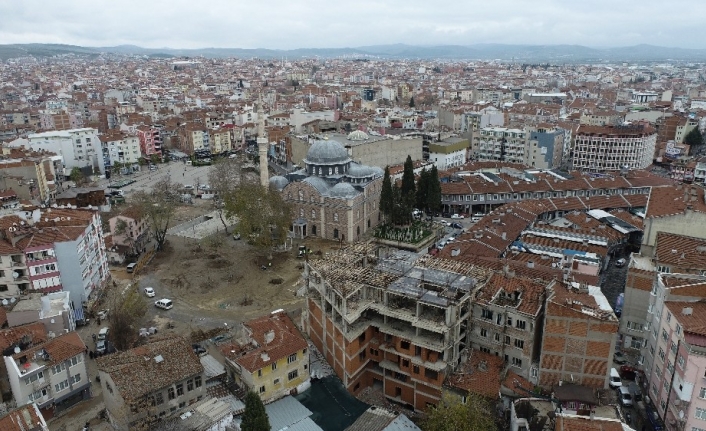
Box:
[303,243,492,411]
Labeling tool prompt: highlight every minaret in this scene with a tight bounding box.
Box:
[257,95,269,188]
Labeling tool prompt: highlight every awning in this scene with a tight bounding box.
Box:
[73,306,85,322]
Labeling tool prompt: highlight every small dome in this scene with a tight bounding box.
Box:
[302,176,330,195]
[347,130,369,141]
[304,139,351,165]
[347,163,375,178]
[269,176,289,191]
[329,182,357,198]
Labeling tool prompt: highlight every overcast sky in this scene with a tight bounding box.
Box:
[1,0,705,50]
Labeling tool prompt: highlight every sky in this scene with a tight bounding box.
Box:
[1,0,705,50]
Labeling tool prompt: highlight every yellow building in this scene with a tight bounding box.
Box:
[221,311,310,402]
[209,128,232,154]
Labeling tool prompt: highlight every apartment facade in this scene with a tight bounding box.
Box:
[0,241,30,299]
[572,124,657,172]
[25,128,105,176]
[209,128,232,154]
[304,246,490,411]
[3,332,89,418]
[108,206,150,256]
[428,138,468,171]
[101,131,141,167]
[471,272,548,383]
[136,126,162,158]
[97,337,206,430]
[221,311,309,402]
[539,283,618,389]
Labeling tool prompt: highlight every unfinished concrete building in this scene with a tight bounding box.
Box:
[303,244,491,411]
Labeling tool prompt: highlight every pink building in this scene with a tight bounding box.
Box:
[649,299,706,431]
[136,126,162,158]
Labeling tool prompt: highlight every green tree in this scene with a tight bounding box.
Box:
[69,167,87,186]
[685,127,704,151]
[241,391,270,431]
[224,175,292,260]
[426,166,441,213]
[401,155,416,197]
[421,393,496,431]
[379,167,394,223]
[150,154,161,165]
[416,168,430,211]
[409,96,415,108]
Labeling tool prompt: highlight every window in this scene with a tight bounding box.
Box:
[334,213,339,222]
[671,341,678,355]
[187,379,194,392]
[667,312,672,323]
[69,374,81,384]
[288,353,298,364]
[496,314,502,325]
[512,357,523,368]
[480,328,488,338]
[168,387,175,400]
[494,333,501,342]
[530,368,538,378]
[425,369,438,380]
[516,320,526,330]
[677,324,682,335]
[288,370,298,380]
[659,347,665,361]
[195,376,202,388]
[700,387,706,399]
[696,408,706,420]
[515,339,524,349]
[258,370,262,377]
[631,337,644,350]
[662,329,669,342]
[179,401,186,409]
[481,309,493,320]
[155,392,164,405]
[400,340,410,349]
[359,350,366,361]
[413,365,419,374]
[54,379,69,393]
[272,362,277,371]
[70,356,81,367]
[259,386,266,393]
[504,335,511,345]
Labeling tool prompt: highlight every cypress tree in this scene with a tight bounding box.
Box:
[426,165,442,213]
[241,391,270,431]
[416,168,429,211]
[380,166,394,223]
[401,155,416,197]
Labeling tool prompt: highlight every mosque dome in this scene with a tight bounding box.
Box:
[347,130,369,141]
[329,182,358,198]
[304,139,351,165]
[347,163,375,178]
[269,176,289,191]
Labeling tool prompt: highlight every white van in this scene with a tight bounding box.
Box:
[97,327,109,341]
[609,368,622,388]
[155,299,173,310]
[619,386,633,407]
[126,263,137,273]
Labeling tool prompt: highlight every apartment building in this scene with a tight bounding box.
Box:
[108,206,150,256]
[473,127,563,169]
[0,403,49,431]
[539,282,618,389]
[428,138,468,171]
[618,261,655,355]
[136,126,162,158]
[0,240,30,299]
[25,128,105,176]
[0,157,56,203]
[220,311,309,402]
[304,245,491,411]
[572,124,657,172]
[3,332,89,419]
[209,128,232,154]
[179,122,210,154]
[7,292,76,335]
[97,337,206,430]
[471,271,548,382]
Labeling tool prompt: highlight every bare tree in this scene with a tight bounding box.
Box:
[107,287,147,351]
[208,157,244,233]
[132,178,178,251]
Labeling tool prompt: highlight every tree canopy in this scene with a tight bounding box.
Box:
[69,167,88,186]
[380,166,394,223]
[421,393,496,431]
[108,287,147,351]
[685,127,704,150]
[241,391,271,431]
[132,178,179,251]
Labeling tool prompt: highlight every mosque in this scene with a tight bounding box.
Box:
[268,134,384,243]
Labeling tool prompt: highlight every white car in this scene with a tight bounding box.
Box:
[155,299,173,310]
[144,287,155,297]
[447,237,456,243]
[183,184,194,190]
[451,214,465,219]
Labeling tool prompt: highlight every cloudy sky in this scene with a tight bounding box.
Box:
[1,0,704,50]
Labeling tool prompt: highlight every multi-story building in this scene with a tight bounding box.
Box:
[428,138,468,171]
[136,126,162,159]
[539,282,618,389]
[179,123,210,154]
[108,206,150,256]
[24,128,105,176]
[7,292,76,334]
[474,127,529,164]
[648,300,706,431]
[0,239,30,299]
[3,332,89,419]
[572,124,657,172]
[0,156,56,204]
[209,128,232,154]
[100,131,141,168]
[97,336,206,430]
[0,403,49,431]
[220,311,309,402]
[471,271,548,382]
[304,245,491,411]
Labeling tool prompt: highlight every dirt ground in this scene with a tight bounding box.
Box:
[115,200,344,330]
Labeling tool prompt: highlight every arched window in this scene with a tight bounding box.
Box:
[329,167,332,175]
[311,210,316,219]
[312,225,317,235]
[298,190,303,201]
[357,226,360,237]
[300,208,304,217]
[334,213,339,222]
[333,228,339,239]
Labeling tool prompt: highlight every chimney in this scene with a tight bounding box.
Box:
[527,260,534,269]
[260,351,270,362]
[683,307,693,316]
[501,231,507,240]
[264,330,275,344]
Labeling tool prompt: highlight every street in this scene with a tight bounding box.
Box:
[95,162,214,195]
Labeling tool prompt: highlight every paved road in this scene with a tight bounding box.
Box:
[600,250,630,311]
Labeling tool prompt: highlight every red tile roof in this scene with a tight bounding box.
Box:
[445,349,503,398]
[655,232,706,270]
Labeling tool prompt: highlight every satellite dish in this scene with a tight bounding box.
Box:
[10,298,16,303]
[12,272,18,279]
[13,346,20,354]
[50,319,55,324]
[679,411,685,420]
[1,299,7,306]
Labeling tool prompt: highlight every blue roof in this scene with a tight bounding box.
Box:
[562,249,586,256]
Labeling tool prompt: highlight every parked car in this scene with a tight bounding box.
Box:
[451,214,465,219]
[155,299,173,310]
[144,287,155,297]
[96,340,106,354]
[192,344,207,356]
[614,351,628,364]
[615,258,626,267]
[183,184,194,190]
[451,222,463,229]
[97,327,109,341]
[97,309,109,320]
